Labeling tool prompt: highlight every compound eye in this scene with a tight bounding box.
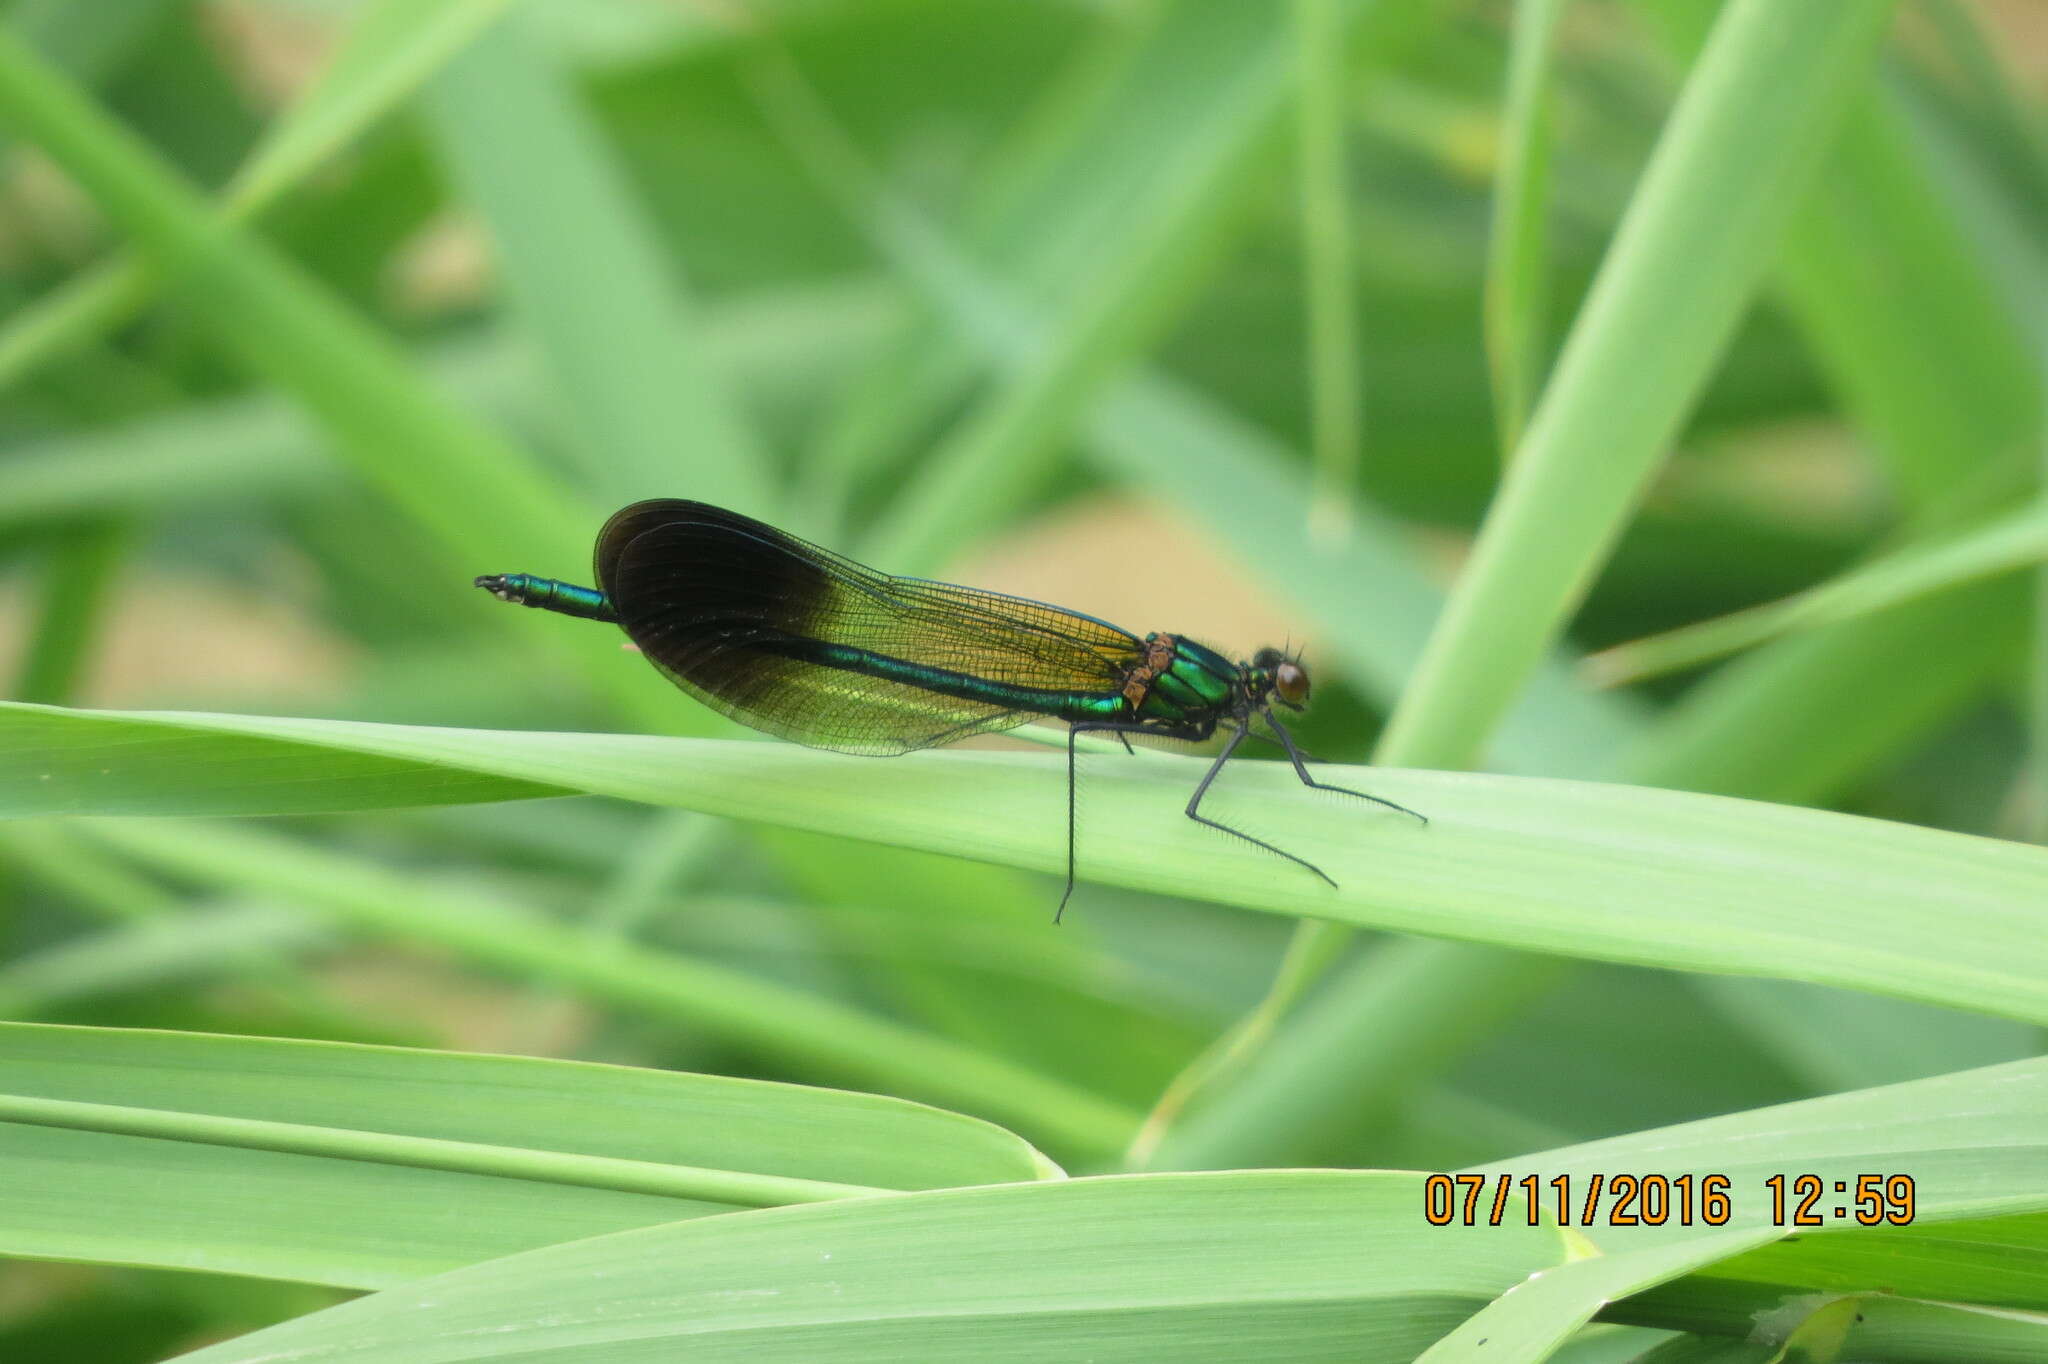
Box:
[1274,661,1309,707]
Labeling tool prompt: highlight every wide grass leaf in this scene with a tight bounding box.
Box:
[1472,1055,2048,1249]
[6,702,2048,1025]
[0,1024,1054,1289]
[160,1171,1566,1362]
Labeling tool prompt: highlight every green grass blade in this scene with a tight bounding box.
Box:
[1774,95,2041,511]
[1184,1,2042,1169]
[1638,2,2042,512]
[0,903,331,1016]
[11,703,2048,1027]
[1620,577,2028,803]
[224,0,512,213]
[0,0,513,392]
[1419,1229,1785,1363]
[424,15,773,510]
[1633,1210,2048,1333]
[853,79,1276,566]
[1376,0,1899,772]
[2034,358,2048,843]
[0,286,892,534]
[1590,497,2048,685]
[0,816,355,1017]
[1691,975,2040,1094]
[11,518,127,704]
[1293,0,1365,537]
[0,1023,1053,1288]
[1623,1280,2048,1359]
[0,21,582,576]
[1207,0,1907,1153]
[156,1172,1567,1363]
[784,0,1280,527]
[1084,375,1651,772]
[1483,0,1565,457]
[1139,938,1566,1172]
[0,20,708,729]
[742,45,1649,774]
[0,1092,886,1207]
[1474,1054,2048,1245]
[1606,3,2044,806]
[1438,1057,2048,1355]
[851,0,1394,570]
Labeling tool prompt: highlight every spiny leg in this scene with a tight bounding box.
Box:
[1059,721,1154,922]
[1184,721,1339,889]
[1263,714,1428,825]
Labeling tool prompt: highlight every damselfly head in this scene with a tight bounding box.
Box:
[1249,647,1310,710]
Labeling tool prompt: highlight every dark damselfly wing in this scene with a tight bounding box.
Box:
[596,500,1145,755]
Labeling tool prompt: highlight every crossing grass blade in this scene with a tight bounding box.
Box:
[1376,0,1903,773]
[1589,496,2048,685]
[7,702,2048,1030]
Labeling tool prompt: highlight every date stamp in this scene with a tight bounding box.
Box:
[1423,1173,1916,1228]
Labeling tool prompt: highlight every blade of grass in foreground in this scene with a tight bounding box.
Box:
[1431,1055,2048,1355]
[1483,1053,2048,1246]
[157,1172,1565,1364]
[1418,1229,1785,1363]
[9,703,2048,1027]
[0,1023,1053,1288]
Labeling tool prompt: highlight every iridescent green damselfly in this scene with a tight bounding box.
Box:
[478,500,1424,917]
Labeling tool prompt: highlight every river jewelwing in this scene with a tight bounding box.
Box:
[477,500,1424,916]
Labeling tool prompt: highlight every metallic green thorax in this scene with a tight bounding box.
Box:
[1133,636,1241,727]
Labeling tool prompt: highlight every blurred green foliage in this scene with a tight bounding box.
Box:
[0,0,2044,1357]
